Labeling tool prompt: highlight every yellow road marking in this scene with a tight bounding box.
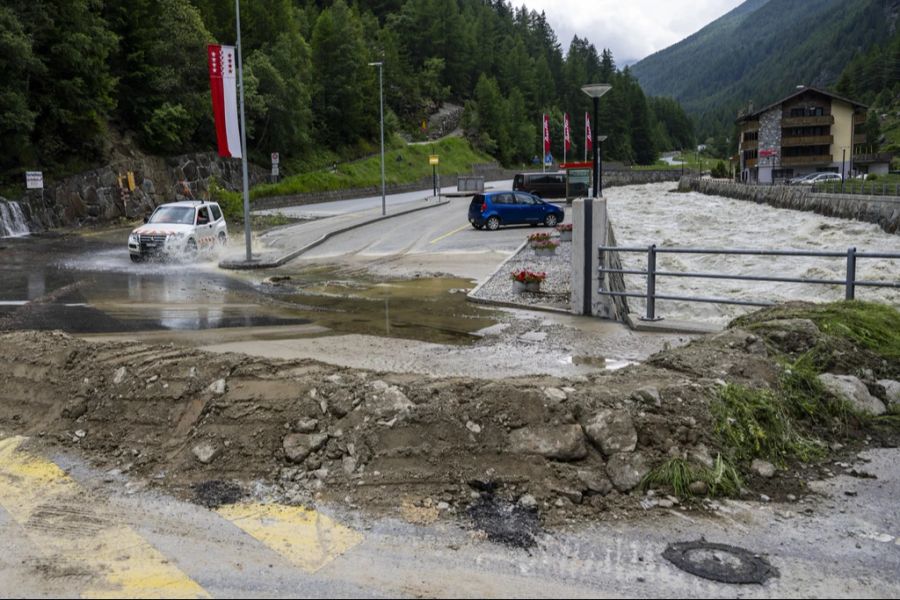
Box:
[429,224,470,245]
[0,437,209,599]
[216,503,363,573]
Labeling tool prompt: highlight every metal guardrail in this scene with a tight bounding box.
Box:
[598,245,900,321]
[812,181,900,197]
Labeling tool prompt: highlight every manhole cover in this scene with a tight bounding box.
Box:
[662,541,778,584]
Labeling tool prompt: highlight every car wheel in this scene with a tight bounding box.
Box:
[130,254,143,263]
[184,238,198,260]
[544,214,559,227]
[486,216,500,231]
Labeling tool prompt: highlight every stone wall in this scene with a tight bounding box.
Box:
[7,152,265,232]
[681,177,900,235]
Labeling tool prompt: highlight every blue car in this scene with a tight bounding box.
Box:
[468,191,564,231]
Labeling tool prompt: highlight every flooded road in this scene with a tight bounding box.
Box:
[0,228,497,345]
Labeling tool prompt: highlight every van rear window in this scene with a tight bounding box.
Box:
[470,195,484,209]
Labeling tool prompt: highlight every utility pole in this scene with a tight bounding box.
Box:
[235,0,252,262]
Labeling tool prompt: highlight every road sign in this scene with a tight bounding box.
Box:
[429,155,439,166]
[271,164,279,177]
[271,152,279,164]
[25,171,43,189]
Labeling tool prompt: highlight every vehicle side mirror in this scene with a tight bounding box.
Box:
[143,216,149,224]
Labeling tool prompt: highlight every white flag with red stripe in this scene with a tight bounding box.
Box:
[543,114,551,155]
[207,44,242,159]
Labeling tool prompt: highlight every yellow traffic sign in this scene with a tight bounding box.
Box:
[429,155,439,166]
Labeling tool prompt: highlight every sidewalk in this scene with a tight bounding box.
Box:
[219,196,448,269]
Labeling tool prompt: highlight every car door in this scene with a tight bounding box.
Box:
[195,206,215,247]
[493,192,519,223]
[515,192,540,222]
[210,203,226,239]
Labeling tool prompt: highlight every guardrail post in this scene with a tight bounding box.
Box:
[644,244,659,320]
[845,247,857,301]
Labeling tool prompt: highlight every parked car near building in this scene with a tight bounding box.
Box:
[468,191,564,231]
[128,201,228,262]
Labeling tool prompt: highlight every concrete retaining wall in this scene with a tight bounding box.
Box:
[682,177,900,235]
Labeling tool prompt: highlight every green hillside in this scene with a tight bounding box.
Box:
[631,0,900,141]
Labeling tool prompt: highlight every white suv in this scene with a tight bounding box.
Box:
[128,201,228,262]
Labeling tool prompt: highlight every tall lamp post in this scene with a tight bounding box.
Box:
[368,61,386,216]
[581,84,611,198]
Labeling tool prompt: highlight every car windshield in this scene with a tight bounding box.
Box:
[148,206,195,225]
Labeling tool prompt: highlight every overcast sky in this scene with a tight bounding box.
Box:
[522,0,745,64]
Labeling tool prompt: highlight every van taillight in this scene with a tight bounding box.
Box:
[480,203,486,212]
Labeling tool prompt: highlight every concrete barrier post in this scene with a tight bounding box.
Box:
[570,197,613,317]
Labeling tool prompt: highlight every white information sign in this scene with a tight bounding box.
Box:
[26,171,44,190]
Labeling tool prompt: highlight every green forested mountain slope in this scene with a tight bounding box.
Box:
[1,0,696,185]
[632,0,900,139]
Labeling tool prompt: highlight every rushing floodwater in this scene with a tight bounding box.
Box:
[605,183,900,325]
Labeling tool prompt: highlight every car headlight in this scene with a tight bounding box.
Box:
[171,232,186,240]
[128,233,138,244]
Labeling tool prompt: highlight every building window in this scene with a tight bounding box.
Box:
[743,149,758,161]
[743,131,758,142]
[782,145,830,157]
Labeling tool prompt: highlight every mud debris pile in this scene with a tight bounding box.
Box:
[0,301,898,523]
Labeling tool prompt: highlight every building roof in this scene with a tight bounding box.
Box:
[736,86,868,123]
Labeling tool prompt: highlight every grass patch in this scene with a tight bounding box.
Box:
[733,301,900,363]
[248,136,492,200]
[641,455,742,498]
[712,384,825,465]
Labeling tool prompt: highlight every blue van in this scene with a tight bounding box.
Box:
[468,191,564,231]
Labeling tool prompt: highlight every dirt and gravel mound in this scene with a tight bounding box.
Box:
[1,302,898,525]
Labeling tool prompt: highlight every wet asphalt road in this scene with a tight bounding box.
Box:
[0,229,310,334]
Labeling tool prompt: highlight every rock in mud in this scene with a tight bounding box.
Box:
[751,458,776,478]
[508,425,587,461]
[688,480,708,496]
[207,378,227,396]
[818,374,886,415]
[544,387,567,402]
[577,468,614,495]
[283,433,328,463]
[113,367,127,385]
[878,379,900,407]
[606,452,650,492]
[582,409,638,456]
[631,387,661,406]
[294,418,319,433]
[192,441,219,464]
[62,397,89,420]
[753,318,820,353]
[366,382,414,418]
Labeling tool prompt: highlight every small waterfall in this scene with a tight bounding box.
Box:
[0,200,31,237]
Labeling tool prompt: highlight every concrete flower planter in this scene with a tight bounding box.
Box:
[513,280,541,293]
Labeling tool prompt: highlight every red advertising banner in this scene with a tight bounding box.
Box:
[564,113,571,152]
[207,44,242,158]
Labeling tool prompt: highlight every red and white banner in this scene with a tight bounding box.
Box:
[563,113,571,152]
[585,112,593,153]
[543,114,551,155]
[207,44,242,159]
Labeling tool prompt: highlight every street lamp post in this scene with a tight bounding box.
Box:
[581,84,611,198]
[368,61,386,216]
[597,134,608,195]
[841,147,847,194]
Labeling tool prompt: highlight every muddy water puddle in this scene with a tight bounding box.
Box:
[1,234,499,344]
[261,268,499,345]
